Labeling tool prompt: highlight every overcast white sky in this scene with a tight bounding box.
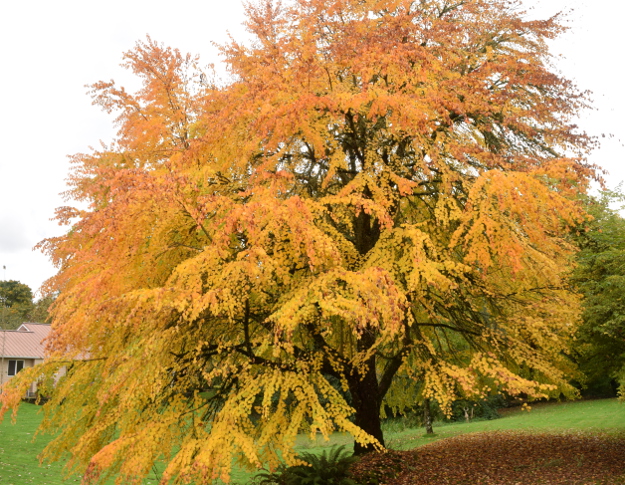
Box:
[1,0,623,295]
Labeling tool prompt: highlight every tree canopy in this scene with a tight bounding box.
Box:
[1,0,596,483]
[571,189,625,398]
[0,281,54,328]
[0,280,34,329]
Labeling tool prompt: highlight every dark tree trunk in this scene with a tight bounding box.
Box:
[423,398,434,434]
[349,184,386,455]
[349,353,385,455]
[354,210,381,256]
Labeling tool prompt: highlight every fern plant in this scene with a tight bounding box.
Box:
[253,445,359,485]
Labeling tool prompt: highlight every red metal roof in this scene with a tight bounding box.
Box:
[0,323,51,359]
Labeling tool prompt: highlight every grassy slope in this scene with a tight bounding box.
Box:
[0,399,623,485]
[384,398,625,451]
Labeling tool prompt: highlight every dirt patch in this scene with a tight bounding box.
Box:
[354,432,625,485]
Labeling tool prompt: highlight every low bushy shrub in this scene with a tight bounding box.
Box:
[449,394,506,422]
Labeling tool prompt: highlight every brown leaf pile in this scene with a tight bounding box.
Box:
[349,449,407,484]
[351,432,625,485]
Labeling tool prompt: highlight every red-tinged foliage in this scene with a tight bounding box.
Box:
[358,432,625,485]
[0,0,600,483]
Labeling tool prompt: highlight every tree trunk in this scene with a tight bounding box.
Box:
[423,398,434,435]
[349,353,385,455]
[350,193,385,455]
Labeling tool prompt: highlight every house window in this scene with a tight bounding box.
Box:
[7,360,24,377]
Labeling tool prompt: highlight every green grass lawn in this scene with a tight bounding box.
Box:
[383,398,625,451]
[0,405,82,485]
[1,399,623,485]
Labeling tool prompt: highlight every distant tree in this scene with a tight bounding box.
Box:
[571,188,625,398]
[26,294,56,323]
[0,280,34,329]
[423,398,434,435]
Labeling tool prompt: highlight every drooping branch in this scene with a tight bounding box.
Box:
[378,319,413,402]
[414,322,482,337]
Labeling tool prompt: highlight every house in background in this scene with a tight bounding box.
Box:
[0,322,51,398]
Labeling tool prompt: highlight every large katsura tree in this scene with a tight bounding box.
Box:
[1,0,596,482]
